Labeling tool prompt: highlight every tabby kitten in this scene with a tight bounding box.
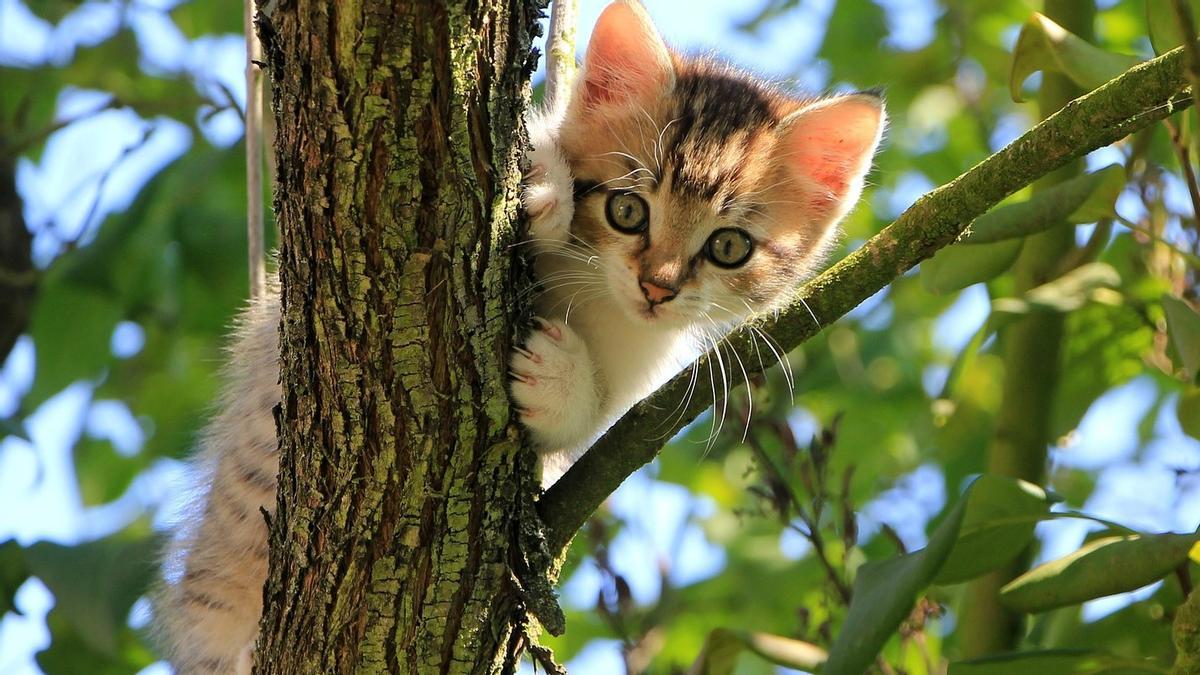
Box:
[156,1,884,672]
[515,1,885,476]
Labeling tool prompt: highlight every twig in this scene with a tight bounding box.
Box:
[245,0,266,300]
[744,426,852,603]
[538,43,1199,556]
[1174,0,1200,117]
[1115,213,1200,267]
[544,0,578,111]
[2,97,118,159]
[56,127,154,257]
[1163,118,1200,228]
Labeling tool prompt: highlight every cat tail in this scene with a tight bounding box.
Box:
[153,291,283,675]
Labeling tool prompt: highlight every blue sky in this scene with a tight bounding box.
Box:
[0,0,1197,673]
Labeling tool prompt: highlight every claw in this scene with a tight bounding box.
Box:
[533,317,562,341]
[514,345,543,364]
[523,163,546,181]
[527,196,557,220]
[510,370,537,385]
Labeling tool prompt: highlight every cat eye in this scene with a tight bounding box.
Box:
[605,192,649,234]
[705,228,754,268]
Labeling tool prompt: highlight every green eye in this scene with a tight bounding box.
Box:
[706,228,754,268]
[605,192,649,234]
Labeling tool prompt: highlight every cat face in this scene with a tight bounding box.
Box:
[556,0,885,328]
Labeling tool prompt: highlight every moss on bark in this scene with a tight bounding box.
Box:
[255,2,545,672]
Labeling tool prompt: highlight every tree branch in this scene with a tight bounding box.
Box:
[544,0,578,112]
[538,43,1196,555]
[244,0,266,300]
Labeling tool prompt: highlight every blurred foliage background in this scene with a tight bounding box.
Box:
[0,0,1198,673]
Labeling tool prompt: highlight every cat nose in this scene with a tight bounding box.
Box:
[640,280,677,305]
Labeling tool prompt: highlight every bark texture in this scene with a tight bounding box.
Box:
[255,2,543,672]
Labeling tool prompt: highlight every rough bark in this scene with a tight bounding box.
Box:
[255,2,544,673]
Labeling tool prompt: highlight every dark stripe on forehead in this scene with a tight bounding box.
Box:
[573,179,601,200]
[666,68,778,201]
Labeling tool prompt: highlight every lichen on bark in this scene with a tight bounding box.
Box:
[255,2,548,672]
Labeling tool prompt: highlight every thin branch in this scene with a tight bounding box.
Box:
[544,0,578,112]
[1163,118,1200,228]
[538,44,1198,555]
[245,0,266,300]
[1115,213,1200,267]
[1174,0,1200,117]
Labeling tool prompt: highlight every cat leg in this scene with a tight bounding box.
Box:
[510,317,601,465]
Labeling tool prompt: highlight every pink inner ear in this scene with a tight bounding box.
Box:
[580,2,672,109]
[780,98,884,214]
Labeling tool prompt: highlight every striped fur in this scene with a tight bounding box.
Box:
[155,294,279,675]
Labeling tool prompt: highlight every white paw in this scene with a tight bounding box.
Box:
[511,318,599,452]
[523,130,575,249]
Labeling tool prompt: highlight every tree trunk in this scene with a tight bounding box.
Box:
[255,2,545,672]
[960,0,1094,658]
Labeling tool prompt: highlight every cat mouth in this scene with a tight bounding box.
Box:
[638,305,661,320]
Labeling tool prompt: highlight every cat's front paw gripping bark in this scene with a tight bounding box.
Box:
[522,117,575,249]
[511,317,600,453]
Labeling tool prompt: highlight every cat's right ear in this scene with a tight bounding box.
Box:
[575,1,674,112]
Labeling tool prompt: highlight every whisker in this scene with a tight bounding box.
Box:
[654,117,680,175]
[797,295,821,329]
[704,329,730,452]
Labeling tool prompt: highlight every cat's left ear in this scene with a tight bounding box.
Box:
[574,1,674,112]
[775,94,886,225]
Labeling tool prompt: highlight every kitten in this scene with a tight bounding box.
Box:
[155,1,884,672]
[514,0,885,478]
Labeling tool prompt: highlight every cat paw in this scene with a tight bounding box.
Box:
[522,139,575,247]
[510,317,599,452]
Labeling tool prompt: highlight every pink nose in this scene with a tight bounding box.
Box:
[640,281,677,305]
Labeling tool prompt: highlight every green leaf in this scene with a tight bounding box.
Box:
[24,531,160,656]
[27,280,123,406]
[991,263,1122,317]
[0,540,31,617]
[1053,302,1154,439]
[921,238,1023,294]
[1179,389,1200,440]
[0,415,30,441]
[963,165,1126,244]
[823,476,973,675]
[170,1,246,38]
[1163,295,1200,383]
[37,607,157,675]
[950,649,1168,674]
[1000,532,1200,614]
[73,435,146,506]
[21,1,85,24]
[921,167,1124,294]
[689,628,827,675]
[1148,0,1200,55]
[1010,12,1141,102]
[935,476,1053,585]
